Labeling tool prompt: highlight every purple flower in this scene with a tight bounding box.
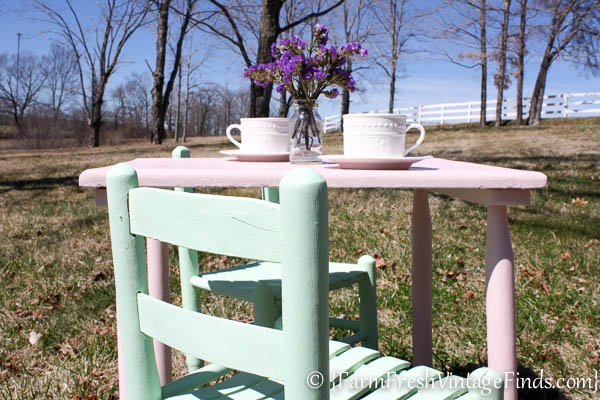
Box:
[302,69,313,80]
[243,23,366,101]
[313,68,327,80]
[253,79,268,88]
[329,46,338,59]
[271,43,281,58]
[313,23,329,45]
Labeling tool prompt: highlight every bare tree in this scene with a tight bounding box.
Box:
[515,0,528,125]
[199,0,344,118]
[338,0,373,118]
[527,0,600,125]
[434,0,489,127]
[373,0,416,114]
[181,35,203,142]
[0,51,46,132]
[36,0,148,146]
[149,0,204,144]
[111,72,152,137]
[41,43,77,121]
[493,0,512,126]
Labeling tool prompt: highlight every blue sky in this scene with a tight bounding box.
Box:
[1,1,599,119]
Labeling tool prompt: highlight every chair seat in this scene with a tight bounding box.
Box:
[163,341,501,400]
[191,261,368,302]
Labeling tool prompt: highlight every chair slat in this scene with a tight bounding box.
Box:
[129,188,280,262]
[137,294,284,380]
[190,261,367,301]
[329,341,351,359]
[410,375,469,399]
[183,373,269,399]
[161,363,232,398]
[361,366,442,400]
[329,347,380,386]
[227,379,284,400]
[331,356,411,400]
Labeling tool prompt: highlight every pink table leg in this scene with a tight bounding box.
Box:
[146,238,172,385]
[485,205,517,400]
[411,189,433,367]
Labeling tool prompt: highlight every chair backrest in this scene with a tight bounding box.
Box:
[106,163,330,400]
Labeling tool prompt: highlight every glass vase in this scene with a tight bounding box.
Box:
[289,99,323,164]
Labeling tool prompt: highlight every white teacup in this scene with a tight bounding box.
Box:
[226,118,289,153]
[342,114,425,157]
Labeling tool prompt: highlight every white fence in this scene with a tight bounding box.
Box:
[323,91,600,133]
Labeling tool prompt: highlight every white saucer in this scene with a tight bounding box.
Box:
[220,149,289,162]
[321,155,432,170]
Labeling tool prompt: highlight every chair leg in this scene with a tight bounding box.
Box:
[358,255,378,350]
[179,247,203,372]
[252,282,276,328]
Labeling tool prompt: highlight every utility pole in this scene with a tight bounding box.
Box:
[16,33,22,102]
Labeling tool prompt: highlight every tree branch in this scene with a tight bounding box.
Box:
[278,0,345,34]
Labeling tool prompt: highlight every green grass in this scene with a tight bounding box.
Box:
[1,118,599,399]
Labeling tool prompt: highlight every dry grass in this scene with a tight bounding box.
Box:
[0,118,599,399]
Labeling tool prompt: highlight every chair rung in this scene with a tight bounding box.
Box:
[330,317,361,331]
[340,331,368,345]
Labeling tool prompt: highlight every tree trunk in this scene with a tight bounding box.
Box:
[90,116,102,147]
[494,0,511,127]
[175,58,182,143]
[341,61,352,118]
[479,0,487,127]
[183,73,190,142]
[89,89,104,147]
[151,0,170,144]
[528,58,550,126]
[516,0,526,126]
[388,59,397,114]
[251,0,284,117]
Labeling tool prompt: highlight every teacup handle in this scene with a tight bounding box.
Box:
[404,123,425,155]
[226,124,242,149]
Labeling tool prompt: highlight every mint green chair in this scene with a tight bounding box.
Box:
[172,146,378,356]
[106,164,503,400]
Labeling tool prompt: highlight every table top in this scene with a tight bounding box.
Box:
[79,157,547,190]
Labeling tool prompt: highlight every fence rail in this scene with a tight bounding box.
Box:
[323,91,600,133]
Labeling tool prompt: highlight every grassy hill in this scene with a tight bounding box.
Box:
[0,118,598,399]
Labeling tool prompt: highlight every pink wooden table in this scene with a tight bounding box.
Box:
[79,157,547,400]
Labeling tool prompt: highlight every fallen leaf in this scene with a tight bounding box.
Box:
[374,254,387,269]
[586,239,600,247]
[29,330,42,346]
[542,281,550,294]
[593,354,599,365]
[463,290,476,300]
[457,223,467,230]
[571,197,589,205]
[560,251,571,259]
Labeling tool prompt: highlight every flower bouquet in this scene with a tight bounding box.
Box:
[244,24,367,163]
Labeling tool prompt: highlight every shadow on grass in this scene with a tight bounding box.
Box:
[0,175,78,193]
[449,363,569,399]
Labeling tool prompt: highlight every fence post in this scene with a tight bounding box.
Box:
[441,104,445,125]
[418,105,423,124]
[468,102,472,123]
[563,93,569,118]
